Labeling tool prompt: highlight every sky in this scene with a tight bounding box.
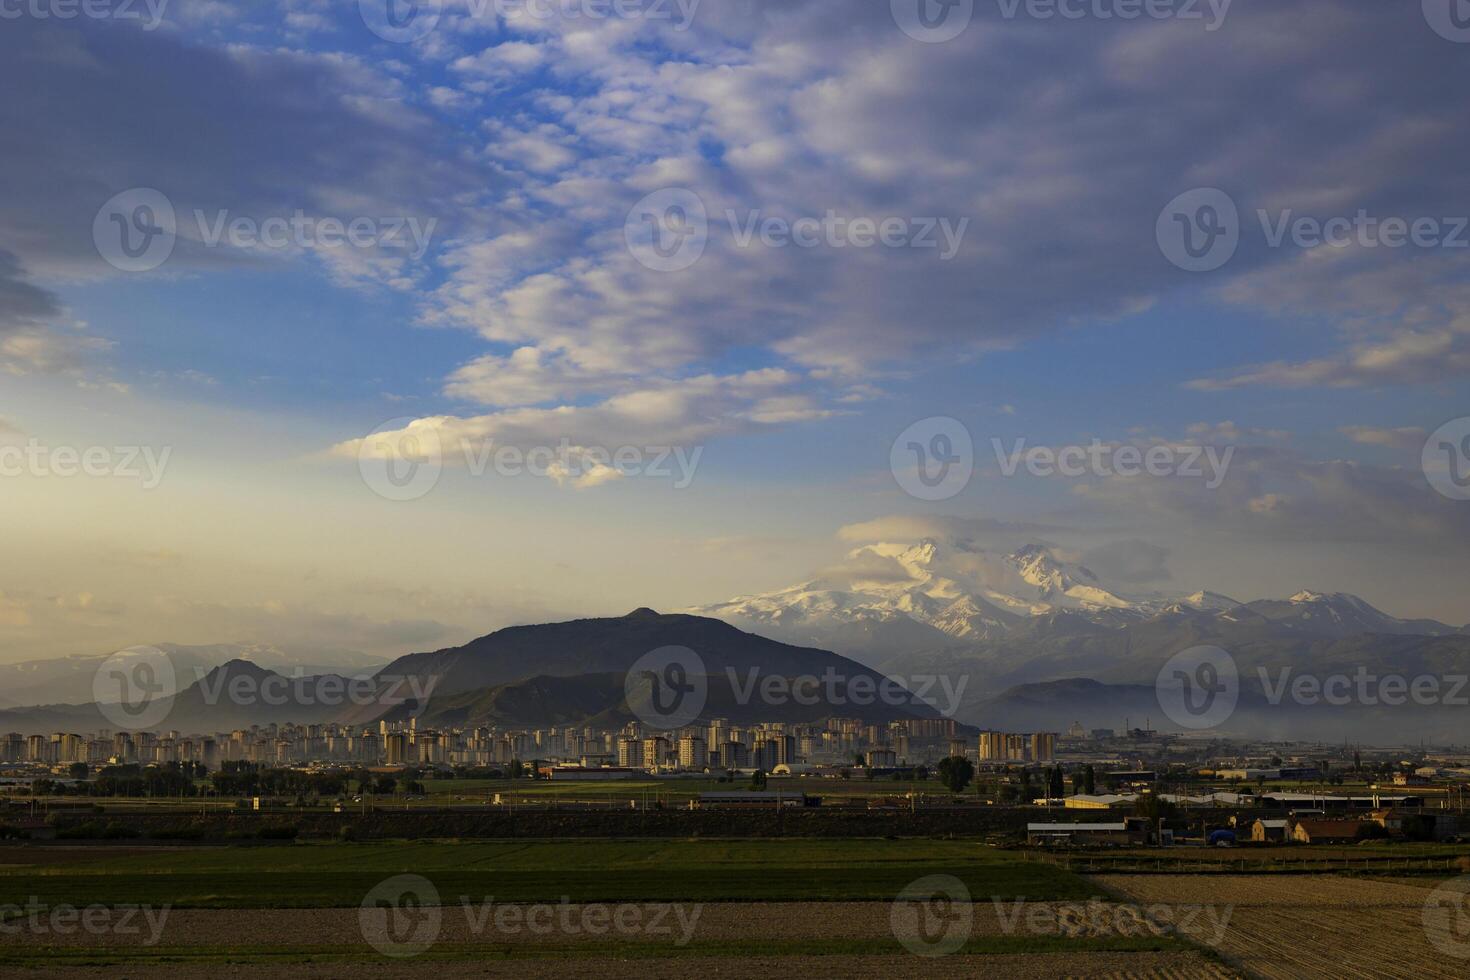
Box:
[1,0,1468,663]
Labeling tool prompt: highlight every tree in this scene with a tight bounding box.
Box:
[1083,765,1096,795]
[1047,766,1064,799]
[1133,793,1177,823]
[68,762,89,781]
[936,756,974,794]
[749,769,768,791]
[1355,821,1391,841]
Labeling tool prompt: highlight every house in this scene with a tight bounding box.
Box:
[1251,818,1291,842]
[696,791,809,808]
[1370,809,1461,841]
[1291,819,1364,844]
[1258,792,1422,810]
[1027,817,1153,846]
[1165,792,1250,807]
[1064,793,1136,809]
[540,766,640,780]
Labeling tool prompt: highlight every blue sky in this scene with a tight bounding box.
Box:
[1,0,1468,661]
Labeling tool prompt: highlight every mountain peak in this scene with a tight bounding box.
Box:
[625,607,661,619]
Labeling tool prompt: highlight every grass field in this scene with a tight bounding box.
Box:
[417,774,952,804]
[0,839,1095,908]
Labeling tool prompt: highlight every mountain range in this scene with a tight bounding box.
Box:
[0,611,948,736]
[2,541,1466,744]
[689,537,1470,741]
[691,539,1463,661]
[0,643,383,710]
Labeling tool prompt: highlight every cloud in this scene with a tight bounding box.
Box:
[1075,444,1470,552]
[336,368,825,478]
[1080,539,1171,585]
[1340,426,1428,451]
[384,0,1470,465]
[0,17,486,289]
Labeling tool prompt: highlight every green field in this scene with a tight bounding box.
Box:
[0,839,1094,909]
[416,774,952,803]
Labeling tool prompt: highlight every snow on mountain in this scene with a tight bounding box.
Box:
[692,538,1247,653]
[1239,591,1459,637]
[693,531,1462,658]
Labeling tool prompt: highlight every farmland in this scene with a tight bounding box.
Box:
[0,839,1093,907]
[1098,874,1468,979]
[2,840,1468,977]
[0,840,1241,977]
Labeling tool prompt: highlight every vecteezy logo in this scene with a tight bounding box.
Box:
[891,0,974,43]
[891,875,972,957]
[890,417,974,501]
[360,874,442,958]
[1424,875,1470,958]
[357,417,443,502]
[92,646,177,730]
[93,189,176,273]
[1424,0,1470,42]
[1156,645,1239,730]
[625,646,707,729]
[1156,188,1239,272]
[1423,417,1470,501]
[359,0,442,43]
[624,188,708,272]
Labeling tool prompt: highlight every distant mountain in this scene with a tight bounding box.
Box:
[366,607,925,699]
[0,611,954,735]
[975,673,1470,745]
[351,608,953,729]
[1232,591,1462,638]
[691,537,1462,673]
[691,539,1251,666]
[405,668,942,731]
[0,660,352,735]
[688,536,1470,741]
[0,643,382,709]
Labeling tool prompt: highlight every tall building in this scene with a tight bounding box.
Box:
[978,731,1003,761]
[1030,732,1056,763]
[642,736,669,770]
[678,735,707,770]
[384,731,411,766]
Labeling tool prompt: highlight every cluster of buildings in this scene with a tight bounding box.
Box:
[977,731,1056,763]
[2,715,979,775]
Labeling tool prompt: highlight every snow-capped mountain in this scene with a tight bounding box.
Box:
[691,537,1458,663]
[1228,591,1462,638]
[693,538,1241,655]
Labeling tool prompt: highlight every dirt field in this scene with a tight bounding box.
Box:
[1096,874,1466,980]
[0,900,1243,978]
[0,952,1238,980]
[0,900,1214,946]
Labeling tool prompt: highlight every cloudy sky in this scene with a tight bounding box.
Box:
[2,0,1468,662]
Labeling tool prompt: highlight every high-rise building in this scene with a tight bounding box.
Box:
[678,735,707,770]
[977,731,1003,761]
[1030,732,1056,763]
[384,731,411,766]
